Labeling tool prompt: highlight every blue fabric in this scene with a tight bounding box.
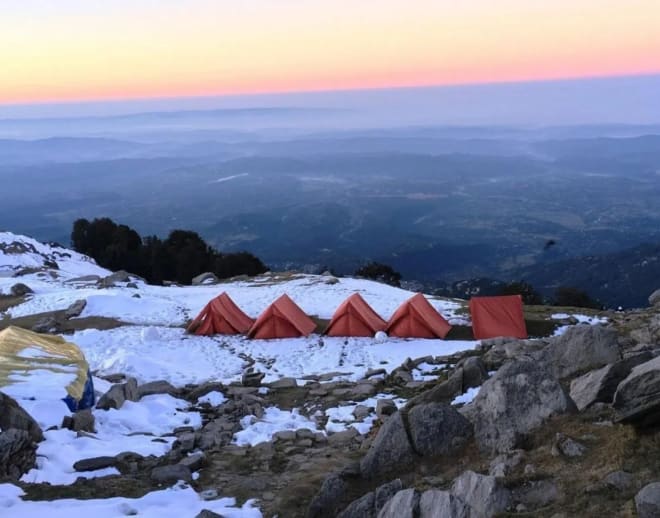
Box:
[61,370,96,412]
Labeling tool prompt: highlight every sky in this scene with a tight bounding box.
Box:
[1,0,659,106]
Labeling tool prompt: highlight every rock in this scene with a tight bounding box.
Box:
[174,432,196,453]
[459,356,489,390]
[179,452,206,472]
[65,274,100,284]
[376,399,397,419]
[0,392,43,442]
[242,369,265,387]
[273,430,297,442]
[195,510,224,518]
[377,488,419,518]
[192,272,219,285]
[635,482,660,518]
[603,470,633,491]
[407,403,473,457]
[512,479,561,510]
[546,325,620,379]
[569,353,653,411]
[96,377,139,410]
[649,289,660,307]
[268,377,298,389]
[99,270,131,287]
[328,428,359,446]
[306,473,349,518]
[614,355,660,426]
[138,380,180,399]
[451,470,511,517]
[0,429,37,479]
[61,408,95,433]
[360,411,415,479]
[406,369,463,408]
[352,405,371,421]
[365,368,387,378]
[10,282,33,296]
[73,456,116,472]
[64,299,86,318]
[464,358,575,453]
[489,450,524,478]
[552,433,586,457]
[150,463,192,483]
[418,489,470,518]
[31,315,58,333]
[338,479,403,518]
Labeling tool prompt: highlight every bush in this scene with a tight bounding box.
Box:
[71,218,267,285]
[553,286,601,309]
[498,281,543,305]
[355,262,402,287]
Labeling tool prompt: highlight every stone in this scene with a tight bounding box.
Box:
[273,430,297,442]
[338,479,404,518]
[62,408,95,433]
[192,272,220,285]
[242,369,265,387]
[306,473,349,518]
[614,355,660,426]
[376,399,397,419]
[31,315,58,334]
[418,490,470,518]
[451,471,511,517]
[151,464,192,483]
[64,299,86,318]
[179,452,206,472]
[459,356,489,390]
[377,489,419,518]
[96,377,139,410]
[10,282,33,296]
[195,511,224,518]
[138,380,180,399]
[512,479,561,510]
[569,353,652,411]
[328,428,358,446]
[65,274,100,284]
[649,289,660,307]
[635,482,660,518]
[406,369,463,408]
[174,432,196,453]
[352,404,371,421]
[546,325,620,379]
[0,392,43,442]
[552,433,586,457]
[464,358,575,453]
[0,429,37,480]
[365,368,387,378]
[603,470,633,491]
[489,450,524,478]
[99,270,131,287]
[268,377,298,389]
[407,403,473,457]
[360,412,415,479]
[73,456,116,472]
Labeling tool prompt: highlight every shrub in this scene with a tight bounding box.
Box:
[553,286,601,309]
[498,281,544,305]
[355,262,402,287]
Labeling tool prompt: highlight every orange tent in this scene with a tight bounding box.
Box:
[469,295,528,339]
[386,293,452,339]
[187,292,254,335]
[248,294,317,339]
[325,293,387,337]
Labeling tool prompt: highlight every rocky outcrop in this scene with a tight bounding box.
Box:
[463,358,575,453]
[377,488,419,518]
[0,429,37,480]
[360,411,415,479]
[635,482,660,518]
[451,470,511,517]
[569,353,652,411]
[407,403,473,457]
[613,355,660,426]
[418,490,470,518]
[0,392,43,442]
[545,325,620,379]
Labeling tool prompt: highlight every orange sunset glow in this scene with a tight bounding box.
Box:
[1,0,659,104]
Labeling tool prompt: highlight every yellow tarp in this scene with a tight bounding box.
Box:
[0,326,89,402]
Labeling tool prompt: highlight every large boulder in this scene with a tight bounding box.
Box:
[463,358,575,454]
[407,403,473,457]
[0,392,43,442]
[459,356,489,390]
[306,473,349,518]
[635,482,660,518]
[418,490,470,518]
[451,470,511,517]
[546,325,620,379]
[360,411,415,479]
[0,429,37,479]
[377,489,419,518]
[649,289,660,307]
[613,355,660,426]
[569,353,652,411]
[64,299,87,319]
[96,377,139,410]
[98,270,132,288]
